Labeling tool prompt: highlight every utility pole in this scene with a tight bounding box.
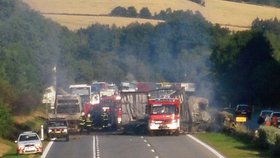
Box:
[53,65,57,115]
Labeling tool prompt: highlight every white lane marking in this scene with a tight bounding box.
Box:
[93,136,96,158]
[151,149,155,152]
[187,134,225,158]
[96,136,100,158]
[41,140,54,158]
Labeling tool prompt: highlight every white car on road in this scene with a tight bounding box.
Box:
[15,131,43,155]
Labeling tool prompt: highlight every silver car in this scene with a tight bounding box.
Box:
[15,131,43,155]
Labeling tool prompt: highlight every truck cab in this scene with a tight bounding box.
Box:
[146,98,181,135]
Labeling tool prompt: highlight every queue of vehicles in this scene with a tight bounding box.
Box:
[233,103,280,129]
[16,81,207,155]
[16,82,280,156]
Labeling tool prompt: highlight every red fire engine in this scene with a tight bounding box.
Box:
[146,97,181,135]
[82,95,122,130]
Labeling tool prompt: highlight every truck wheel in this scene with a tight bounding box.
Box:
[174,130,180,136]
[149,130,155,136]
[66,135,69,141]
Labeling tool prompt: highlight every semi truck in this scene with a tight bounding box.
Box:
[49,94,82,133]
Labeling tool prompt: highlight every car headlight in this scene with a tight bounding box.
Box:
[87,114,91,118]
[171,119,177,123]
[18,144,25,149]
[63,128,68,133]
[35,142,42,148]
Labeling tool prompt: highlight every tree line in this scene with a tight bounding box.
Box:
[1,0,280,137]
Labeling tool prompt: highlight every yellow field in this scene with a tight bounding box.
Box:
[21,0,280,31]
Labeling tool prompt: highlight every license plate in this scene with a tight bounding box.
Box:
[25,146,35,151]
[236,116,247,123]
[55,131,61,133]
[159,125,168,129]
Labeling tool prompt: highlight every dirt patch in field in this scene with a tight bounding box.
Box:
[0,140,11,157]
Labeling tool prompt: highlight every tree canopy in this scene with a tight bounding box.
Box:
[2,0,280,117]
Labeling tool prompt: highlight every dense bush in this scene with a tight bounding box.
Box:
[0,101,14,138]
[271,132,280,156]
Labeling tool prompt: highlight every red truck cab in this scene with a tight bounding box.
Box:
[146,98,181,135]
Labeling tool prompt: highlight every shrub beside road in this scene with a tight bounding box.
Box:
[196,111,280,158]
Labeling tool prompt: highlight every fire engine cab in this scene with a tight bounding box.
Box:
[146,97,181,135]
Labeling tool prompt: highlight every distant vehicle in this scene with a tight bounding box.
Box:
[69,84,91,106]
[257,110,273,125]
[235,104,252,120]
[120,82,137,92]
[15,131,43,155]
[270,112,280,128]
[46,118,69,141]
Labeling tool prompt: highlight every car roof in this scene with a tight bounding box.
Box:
[237,104,249,106]
[261,110,273,112]
[21,131,37,134]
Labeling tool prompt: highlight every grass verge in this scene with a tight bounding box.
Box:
[195,132,267,158]
[0,106,47,158]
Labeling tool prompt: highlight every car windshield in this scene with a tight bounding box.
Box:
[48,121,67,127]
[19,134,39,141]
[261,111,273,117]
[57,104,80,114]
[151,105,176,115]
[272,113,280,117]
[238,105,249,110]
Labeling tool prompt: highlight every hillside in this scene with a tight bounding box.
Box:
[22,0,280,31]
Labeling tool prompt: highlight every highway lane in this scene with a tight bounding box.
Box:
[143,135,221,158]
[43,133,224,158]
[44,135,93,158]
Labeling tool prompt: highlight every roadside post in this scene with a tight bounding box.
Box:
[41,124,44,140]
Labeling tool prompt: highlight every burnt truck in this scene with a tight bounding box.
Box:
[120,84,212,135]
[49,94,82,133]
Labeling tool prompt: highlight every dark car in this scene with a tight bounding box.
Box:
[257,110,273,125]
[235,104,252,119]
[46,118,69,141]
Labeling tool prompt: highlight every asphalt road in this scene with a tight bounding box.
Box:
[43,132,223,158]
